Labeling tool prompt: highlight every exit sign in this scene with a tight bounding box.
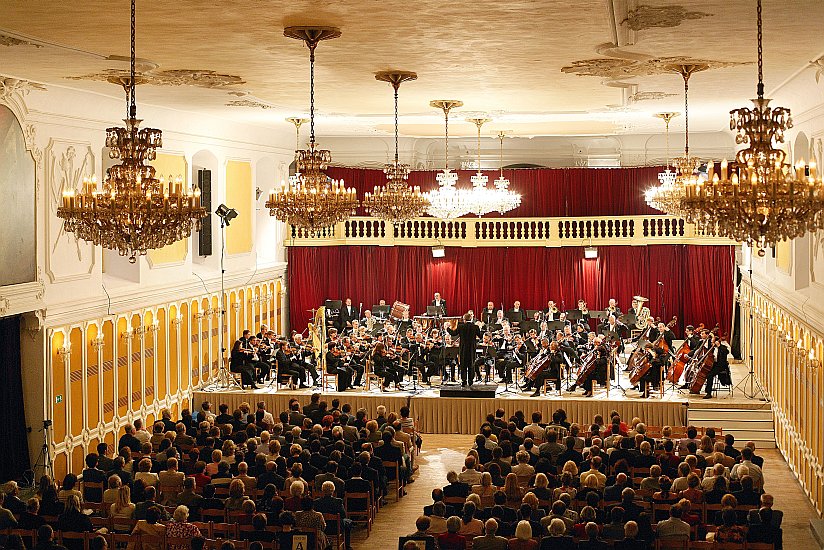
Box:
[55,395,63,404]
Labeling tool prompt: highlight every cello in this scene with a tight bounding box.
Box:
[684,324,720,392]
[668,323,704,383]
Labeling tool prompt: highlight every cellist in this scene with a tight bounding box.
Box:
[641,346,666,399]
[582,343,609,398]
[702,336,730,399]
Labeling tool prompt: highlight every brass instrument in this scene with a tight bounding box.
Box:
[632,295,650,329]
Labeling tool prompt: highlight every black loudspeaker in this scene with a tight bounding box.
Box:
[197,169,212,256]
[439,384,498,398]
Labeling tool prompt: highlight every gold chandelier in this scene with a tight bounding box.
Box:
[266,27,358,234]
[681,0,824,248]
[362,71,429,224]
[56,0,205,263]
[645,64,706,217]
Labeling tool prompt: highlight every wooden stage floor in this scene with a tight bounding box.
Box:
[193,362,769,434]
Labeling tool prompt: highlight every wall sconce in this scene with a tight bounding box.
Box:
[57,343,71,362]
[120,328,134,341]
[231,302,241,311]
[193,312,205,322]
[146,320,159,333]
[809,349,820,368]
[171,314,183,327]
[90,335,105,351]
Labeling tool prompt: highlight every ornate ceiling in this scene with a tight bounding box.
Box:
[0,0,822,138]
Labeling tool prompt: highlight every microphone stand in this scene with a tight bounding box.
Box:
[658,282,666,325]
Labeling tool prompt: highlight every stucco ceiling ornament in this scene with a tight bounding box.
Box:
[623,5,712,31]
[67,68,245,89]
[226,98,274,109]
[0,33,43,48]
[811,56,824,83]
[629,90,677,102]
[561,56,747,80]
[0,77,46,101]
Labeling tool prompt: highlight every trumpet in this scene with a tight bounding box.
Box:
[547,302,559,314]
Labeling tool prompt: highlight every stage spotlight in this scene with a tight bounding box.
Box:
[432,245,446,258]
[584,246,598,259]
[215,204,238,226]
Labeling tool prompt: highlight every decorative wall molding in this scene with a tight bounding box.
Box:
[0,77,46,102]
[44,140,96,283]
[0,33,44,48]
[0,280,46,319]
[623,5,712,31]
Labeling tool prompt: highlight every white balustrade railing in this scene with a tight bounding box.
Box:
[287,215,734,247]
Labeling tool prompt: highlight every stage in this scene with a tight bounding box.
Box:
[192,362,766,434]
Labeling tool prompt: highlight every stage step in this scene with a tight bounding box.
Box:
[688,406,776,448]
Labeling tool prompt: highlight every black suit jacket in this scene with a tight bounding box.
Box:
[430,300,447,316]
[447,321,481,367]
[339,305,360,328]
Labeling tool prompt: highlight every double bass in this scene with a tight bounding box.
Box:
[574,346,600,386]
[524,350,551,382]
[684,324,720,392]
[630,317,676,384]
[667,323,704,383]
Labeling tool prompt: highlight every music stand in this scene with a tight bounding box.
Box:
[546,321,565,332]
[589,310,609,321]
[520,320,540,334]
[603,333,628,397]
[566,310,582,322]
[372,304,390,319]
[427,305,445,317]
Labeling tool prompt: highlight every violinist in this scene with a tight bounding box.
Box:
[325,341,354,391]
[537,320,552,341]
[574,324,589,347]
[230,330,258,389]
[702,336,730,399]
[372,342,404,391]
[342,337,366,387]
[491,310,506,331]
[525,328,540,355]
[276,340,306,389]
[257,330,277,374]
[640,345,666,399]
[497,331,525,384]
[291,333,319,387]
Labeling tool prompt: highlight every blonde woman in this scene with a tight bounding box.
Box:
[205,449,222,476]
[553,472,577,501]
[508,520,537,550]
[109,485,135,533]
[221,440,236,464]
[503,473,524,506]
[472,472,496,498]
[134,458,158,488]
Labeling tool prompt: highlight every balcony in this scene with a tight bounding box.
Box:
[286,215,734,247]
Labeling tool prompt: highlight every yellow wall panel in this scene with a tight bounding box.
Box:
[51,332,66,443]
[775,240,792,273]
[168,306,179,396]
[147,153,189,265]
[117,318,129,419]
[156,309,167,401]
[131,315,143,412]
[182,302,192,388]
[86,324,100,429]
[225,160,252,255]
[102,320,114,424]
[69,328,84,437]
[53,453,67,483]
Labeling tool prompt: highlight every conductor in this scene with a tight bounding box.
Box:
[446,313,481,386]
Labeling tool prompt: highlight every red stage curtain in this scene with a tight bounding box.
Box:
[287,245,735,338]
[327,166,663,218]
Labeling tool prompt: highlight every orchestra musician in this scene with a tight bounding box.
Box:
[606,298,622,318]
[338,298,359,332]
[256,324,269,340]
[341,336,366,387]
[229,330,259,389]
[582,343,609,398]
[431,292,447,315]
[656,321,675,349]
[494,329,524,384]
[702,336,731,399]
[537,320,552,341]
[543,300,560,321]
[640,345,666,399]
[372,342,405,390]
[683,325,701,350]
[576,299,590,324]
[291,333,320,387]
[257,330,276,379]
[526,339,569,396]
[475,332,497,383]
[446,313,482,386]
[276,340,307,389]
[409,333,436,384]
[507,301,527,327]
[324,335,355,391]
[491,310,507,331]
[480,302,498,326]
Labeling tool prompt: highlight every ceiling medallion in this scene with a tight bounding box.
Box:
[681,0,824,248]
[561,55,746,81]
[265,26,358,234]
[362,71,430,225]
[629,90,677,102]
[55,0,206,263]
[68,68,245,89]
[424,100,475,219]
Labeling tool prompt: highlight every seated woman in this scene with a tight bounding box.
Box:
[502,473,524,507]
[56,495,94,550]
[508,520,538,550]
[458,502,484,538]
[109,485,136,533]
[129,505,167,550]
[714,507,747,544]
[472,472,496,498]
[372,342,404,391]
[437,516,467,550]
[528,473,553,503]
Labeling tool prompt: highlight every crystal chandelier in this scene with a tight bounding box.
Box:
[266,27,358,234]
[645,65,706,217]
[425,100,475,219]
[493,131,521,213]
[466,118,497,216]
[681,0,824,248]
[285,117,309,186]
[56,0,205,263]
[362,71,430,224]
